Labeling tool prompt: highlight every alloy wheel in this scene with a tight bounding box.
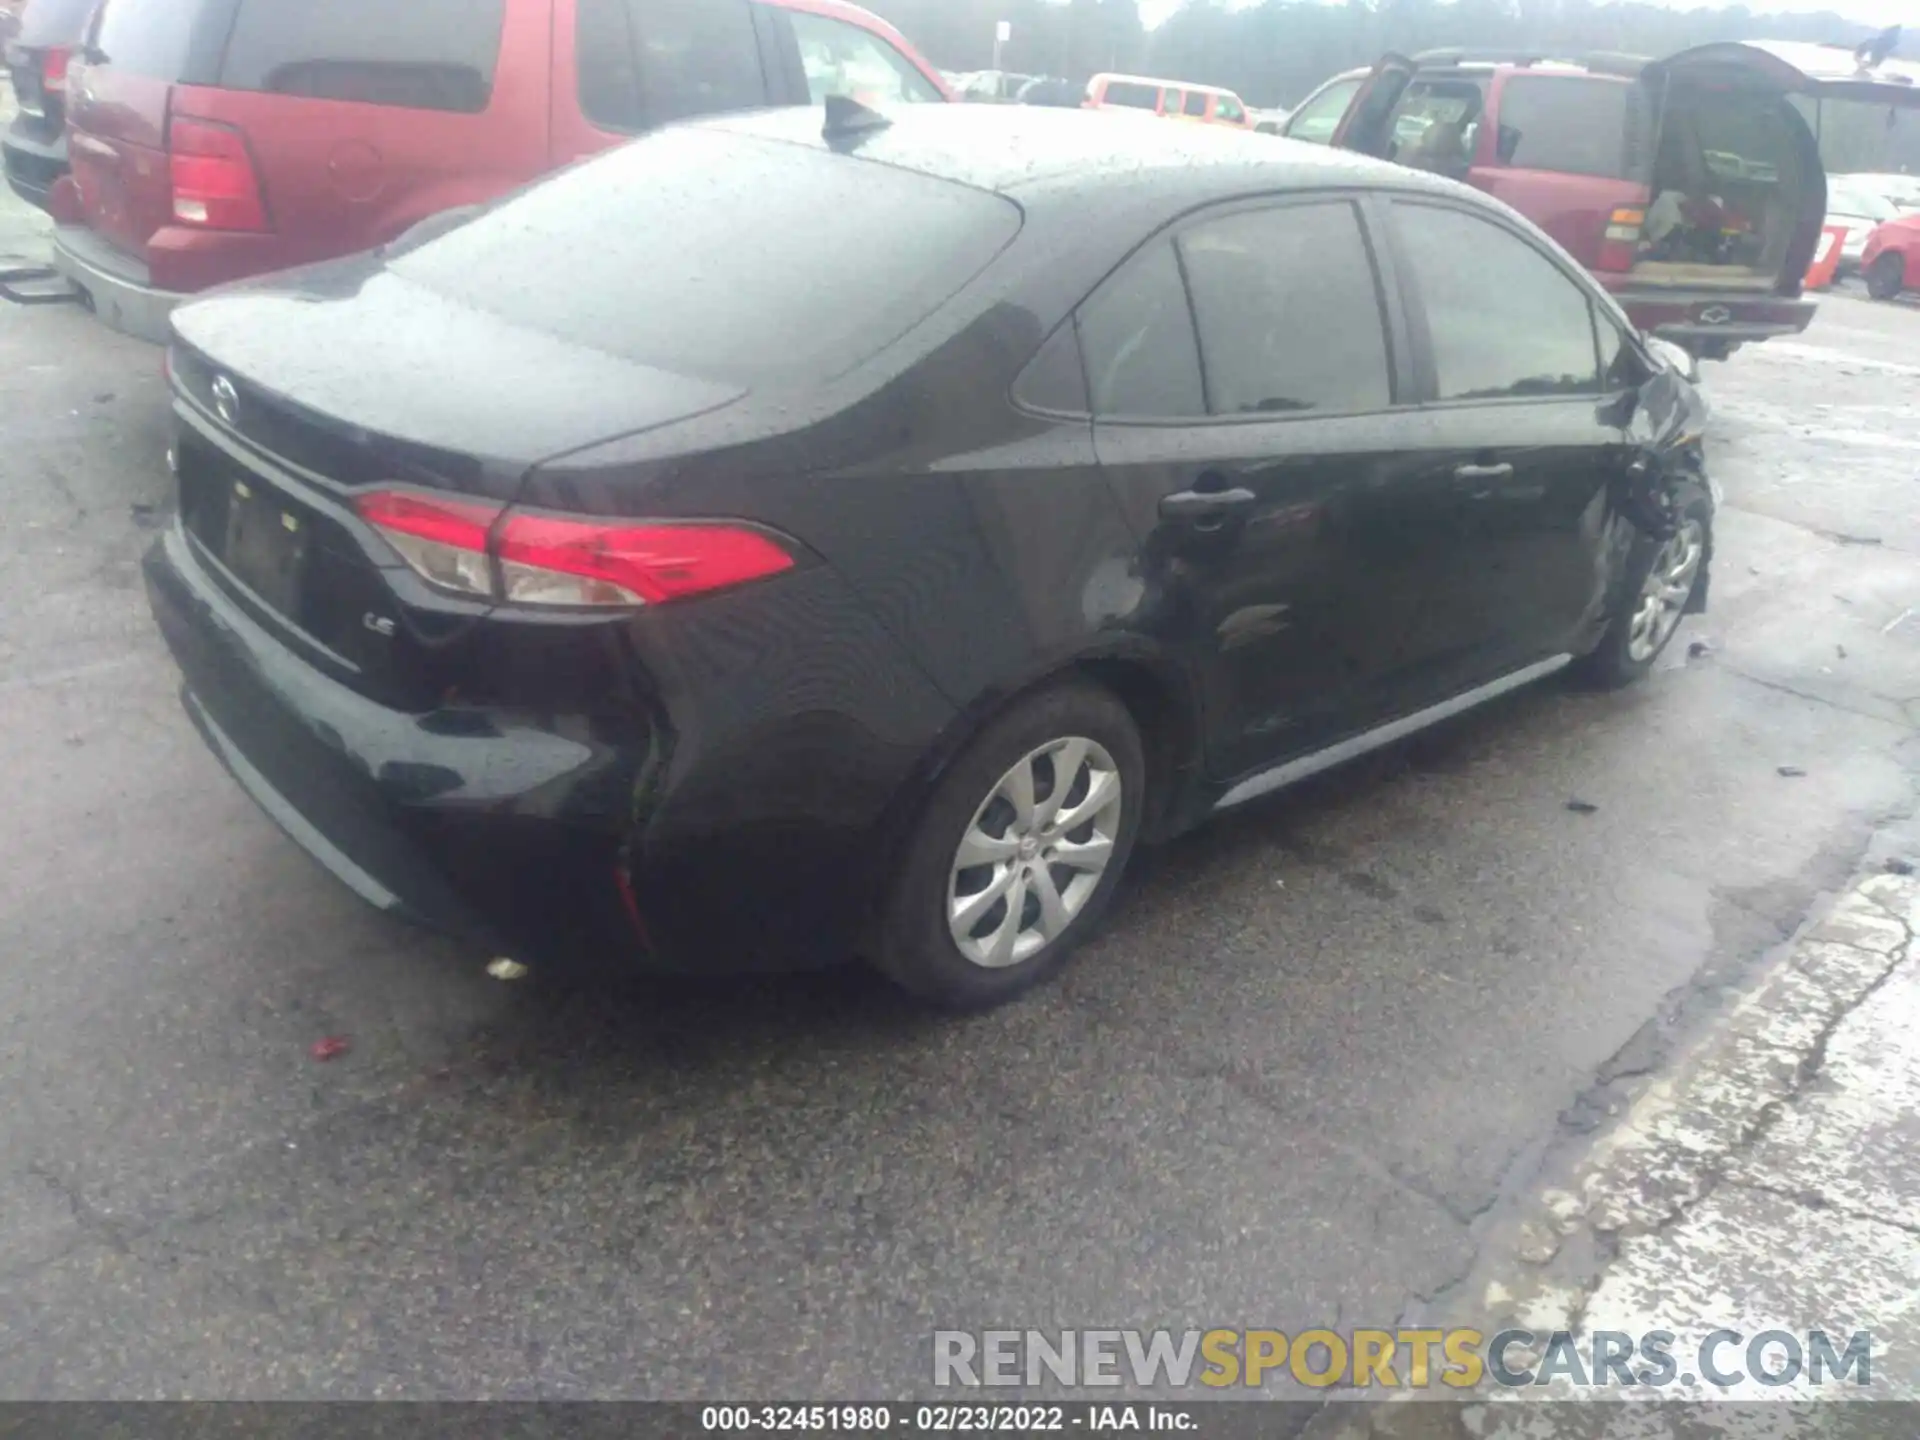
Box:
[1626,518,1705,664]
[947,736,1124,969]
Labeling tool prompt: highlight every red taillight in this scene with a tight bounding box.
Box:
[168,116,268,232]
[354,489,796,608]
[1596,205,1645,273]
[41,46,70,93]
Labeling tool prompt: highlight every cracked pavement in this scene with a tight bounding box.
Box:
[8,108,1920,1399]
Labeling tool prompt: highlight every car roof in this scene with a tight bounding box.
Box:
[700,104,1439,203]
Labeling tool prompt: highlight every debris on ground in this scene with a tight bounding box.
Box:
[1838,644,1848,659]
[1566,800,1600,814]
[1687,639,1714,660]
[1778,766,1808,778]
[309,1036,351,1062]
[1886,858,1916,876]
[485,957,530,981]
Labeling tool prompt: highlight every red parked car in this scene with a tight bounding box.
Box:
[44,0,951,342]
[1284,40,1920,360]
[1861,211,1920,301]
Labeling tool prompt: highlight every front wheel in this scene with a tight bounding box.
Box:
[873,680,1145,1010]
[1867,252,1906,302]
[1575,492,1712,689]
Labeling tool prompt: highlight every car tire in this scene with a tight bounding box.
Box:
[1574,485,1713,690]
[1867,252,1906,302]
[873,679,1145,1010]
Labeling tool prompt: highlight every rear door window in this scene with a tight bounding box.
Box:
[1392,201,1601,401]
[1178,201,1392,416]
[1183,91,1208,118]
[1386,78,1487,177]
[783,9,940,105]
[577,0,769,133]
[218,0,506,113]
[1494,76,1632,178]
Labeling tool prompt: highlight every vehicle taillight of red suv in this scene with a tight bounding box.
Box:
[43,0,951,343]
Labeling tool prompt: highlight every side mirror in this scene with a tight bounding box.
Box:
[1645,335,1700,383]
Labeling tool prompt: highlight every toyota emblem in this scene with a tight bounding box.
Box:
[211,374,240,427]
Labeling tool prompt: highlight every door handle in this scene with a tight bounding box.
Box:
[1452,462,1514,482]
[1160,486,1257,523]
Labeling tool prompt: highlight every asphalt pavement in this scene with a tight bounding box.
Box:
[6,144,1920,1401]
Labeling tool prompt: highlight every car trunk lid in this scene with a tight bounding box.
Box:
[1633,37,1920,295]
[166,262,749,707]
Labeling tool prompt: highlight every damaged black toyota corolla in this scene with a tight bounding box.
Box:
[143,103,1712,1010]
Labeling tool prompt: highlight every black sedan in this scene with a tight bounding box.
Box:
[143,103,1712,1010]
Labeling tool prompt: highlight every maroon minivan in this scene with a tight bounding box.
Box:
[44,0,951,342]
[1286,38,1920,359]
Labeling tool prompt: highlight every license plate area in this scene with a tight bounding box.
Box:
[222,475,310,618]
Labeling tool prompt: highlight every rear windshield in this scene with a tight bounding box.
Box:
[387,128,1023,387]
[18,0,95,47]
[1103,81,1158,109]
[1497,75,1633,178]
[217,0,506,113]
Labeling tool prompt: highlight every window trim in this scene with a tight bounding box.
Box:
[1383,194,1623,410]
[1078,190,1412,428]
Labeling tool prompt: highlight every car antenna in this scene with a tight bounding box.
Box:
[823,94,892,147]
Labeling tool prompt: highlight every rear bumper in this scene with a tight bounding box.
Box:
[1600,282,1816,355]
[51,224,184,344]
[143,510,959,977]
[143,522,652,970]
[2,121,65,212]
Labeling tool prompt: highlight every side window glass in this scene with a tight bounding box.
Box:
[1077,241,1205,420]
[1184,91,1208,118]
[1177,201,1391,416]
[1216,96,1245,124]
[1101,80,1157,110]
[1387,79,1486,180]
[1394,202,1601,401]
[1161,89,1183,115]
[218,0,506,112]
[786,10,940,105]
[1494,76,1630,178]
[1013,323,1090,416]
[1283,78,1361,144]
[1596,315,1643,389]
[577,0,768,133]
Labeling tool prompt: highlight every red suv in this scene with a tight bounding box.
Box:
[46,0,950,342]
[1285,40,1920,359]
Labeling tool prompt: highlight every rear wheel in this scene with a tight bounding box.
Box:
[874,680,1144,1010]
[1867,252,1906,302]
[1575,492,1711,689]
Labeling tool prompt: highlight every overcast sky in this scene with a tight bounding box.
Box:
[1136,0,1912,29]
